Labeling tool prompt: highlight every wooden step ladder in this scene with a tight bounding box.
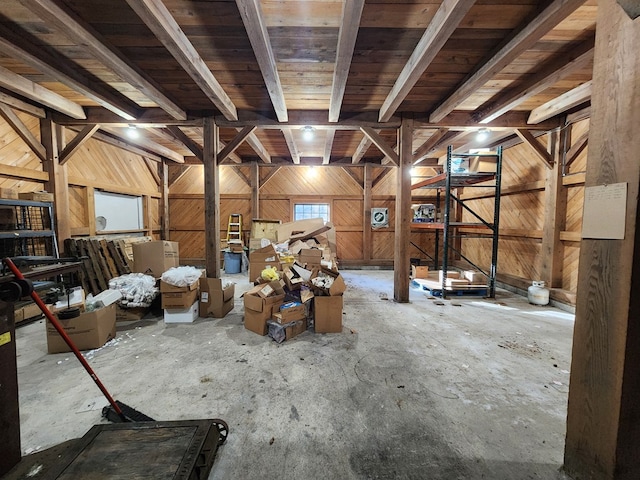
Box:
[226,214,243,250]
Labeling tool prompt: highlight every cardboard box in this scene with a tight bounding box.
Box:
[243,280,285,335]
[268,319,307,343]
[18,191,54,202]
[283,269,305,291]
[298,248,322,267]
[47,304,117,354]
[310,266,346,296]
[469,155,497,173]
[162,288,198,309]
[116,306,149,322]
[249,244,280,280]
[133,241,179,278]
[273,302,305,324]
[164,300,199,324]
[0,187,18,200]
[314,296,343,333]
[411,265,429,279]
[463,270,486,284]
[244,303,283,336]
[199,277,235,318]
[14,302,42,323]
[438,270,461,282]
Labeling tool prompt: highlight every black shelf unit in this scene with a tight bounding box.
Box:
[411,146,503,297]
[0,198,59,259]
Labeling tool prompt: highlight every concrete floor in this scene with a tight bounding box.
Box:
[12,270,575,479]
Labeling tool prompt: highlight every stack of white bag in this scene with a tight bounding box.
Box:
[161,266,202,287]
[109,273,158,308]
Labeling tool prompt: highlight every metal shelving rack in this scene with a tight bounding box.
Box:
[0,198,59,259]
[411,145,503,297]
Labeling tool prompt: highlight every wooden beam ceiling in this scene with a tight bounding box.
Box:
[282,129,301,164]
[528,81,592,125]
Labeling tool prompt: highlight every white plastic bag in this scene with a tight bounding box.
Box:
[161,266,202,287]
[109,273,158,308]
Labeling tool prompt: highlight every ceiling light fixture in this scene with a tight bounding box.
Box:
[127,125,139,139]
[301,126,315,141]
[476,128,489,142]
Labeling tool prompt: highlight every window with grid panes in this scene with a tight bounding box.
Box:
[293,203,330,223]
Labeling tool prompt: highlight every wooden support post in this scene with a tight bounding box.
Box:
[86,186,96,236]
[143,195,153,237]
[564,2,640,478]
[161,161,169,240]
[203,117,221,277]
[251,162,259,220]
[40,117,71,243]
[363,163,373,262]
[394,118,412,302]
[540,129,566,288]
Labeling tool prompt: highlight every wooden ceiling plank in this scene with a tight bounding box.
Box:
[528,81,593,125]
[59,124,100,165]
[166,126,203,161]
[429,0,587,123]
[0,21,139,121]
[478,36,595,123]
[323,129,336,165]
[282,129,300,164]
[218,125,256,162]
[0,103,46,161]
[0,90,46,118]
[100,126,184,163]
[244,130,271,163]
[413,128,449,163]
[125,0,237,121]
[361,127,398,165]
[235,0,288,122]
[329,0,365,123]
[379,0,475,122]
[515,128,553,168]
[0,65,85,120]
[351,134,373,164]
[23,0,186,121]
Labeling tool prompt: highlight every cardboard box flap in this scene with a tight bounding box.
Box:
[310,266,346,296]
[277,218,325,242]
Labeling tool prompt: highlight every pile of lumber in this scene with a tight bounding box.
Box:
[64,236,152,296]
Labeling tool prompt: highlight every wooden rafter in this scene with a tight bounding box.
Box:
[260,165,280,187]
[282,129,300,164]
[351,134,373,164]
[378,0,475,122]
[232,166,252,187]
[244,130,271,163]
[67,127,161,162]
[0,21,139,121]
[235,0,287,122]
[323,129,336,165]
[528,81,593,124]
[413,128,449,163]
[100,126,184,163]
[125,0,237,121]
[0,90,45,118]
[218,126,256,162]
[0,65,85,120]
[329,0,365,122]
[166,126,203,161]
[565,131,589,168]
[372,168,392,189]
[22,0,186,121]
[515,128,553,168]
[143,157,161,185]
[341,166,363,189]
[59,124,100,165]
[361,127,398,165]
[168,165,190,188]
[454,130,514,154]
[429,0,587,123]
[477,36,595,123]
[0,103,46,161]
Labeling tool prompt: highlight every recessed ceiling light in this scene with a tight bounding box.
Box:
[301,126,315,141]
[127,125,139,139]
[476,128,489,141]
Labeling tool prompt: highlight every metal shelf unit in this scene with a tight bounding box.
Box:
[412,146,503,297]
[0,198,59,259]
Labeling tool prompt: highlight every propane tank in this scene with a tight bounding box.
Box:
[528,281,550,306]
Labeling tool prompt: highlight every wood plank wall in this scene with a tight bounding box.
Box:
[0,112,588,300]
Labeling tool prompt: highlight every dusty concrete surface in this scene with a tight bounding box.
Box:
[11,270,574,479]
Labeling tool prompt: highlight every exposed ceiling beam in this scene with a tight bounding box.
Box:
[67,126,162,162]
[0,103,46,160]
[143,157,161,185]
[22,0,186,121]
[351,134,373,164]
[0,65,85,119]
[125,0,237,121]
[515,128,553,168]
[0,20,139,121]
[166,126,203,161]
[244,130,271,163]
[378,0,475,122]
[59,124,100,165]
[454,130,514,154]
[329,0,365,122]
[361,127,398,165]
[100,126,184,163]
[282,129,300,164]
[477,36,595,123]
[218,126,256,162]
[528,81,592,124]
[566,104,591,125]
[323,129,336,165]
[51,108,202,127]
[0,89,46,118]
[235,0,288,122]
[564,130,589,168]
[413,128,449,163]
[429,0,587,122]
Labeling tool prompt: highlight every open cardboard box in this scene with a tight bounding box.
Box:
[47,304,117,354]
[199,277,235,318]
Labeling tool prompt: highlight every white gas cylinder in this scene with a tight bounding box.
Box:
[528,281,550,306]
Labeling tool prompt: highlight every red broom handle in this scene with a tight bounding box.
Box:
[3,257,125,421]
